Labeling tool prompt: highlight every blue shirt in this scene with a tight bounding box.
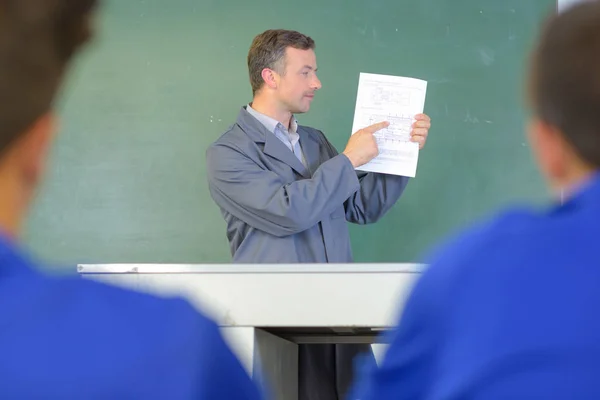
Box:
[350,172,600,399]
[0,235,262,399]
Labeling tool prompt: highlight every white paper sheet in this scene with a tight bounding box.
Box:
[350,73,428,177]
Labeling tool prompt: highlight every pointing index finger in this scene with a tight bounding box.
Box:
[364,121,390,133]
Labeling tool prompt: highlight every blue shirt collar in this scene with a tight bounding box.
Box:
[0,231,36,278]
[555,170,600,213]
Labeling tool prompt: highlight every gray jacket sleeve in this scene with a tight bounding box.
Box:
[319,132,410,225]
[206,143,361,238]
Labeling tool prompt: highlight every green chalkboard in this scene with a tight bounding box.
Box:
[23,0,556,271]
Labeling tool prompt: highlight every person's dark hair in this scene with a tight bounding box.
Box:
[0,0,97,155]
[247,29,315,96]
[529,0,600,167]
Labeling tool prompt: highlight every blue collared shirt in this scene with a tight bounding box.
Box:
[246,104,306,166]
[350,171,600,399]
[0,234,262,399]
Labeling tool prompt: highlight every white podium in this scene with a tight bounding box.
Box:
[78,263,423,400]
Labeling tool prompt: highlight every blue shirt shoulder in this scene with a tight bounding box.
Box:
[348,206,541,400]
[351,176,600,400]
[0,242,262,399]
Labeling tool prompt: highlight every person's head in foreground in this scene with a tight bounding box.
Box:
[0,1,261,398]
[527,0,600,195]
[349,2,600,399]
[0,0,96,236]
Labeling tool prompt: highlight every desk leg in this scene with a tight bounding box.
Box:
[221,327,299,400]
[255,329,298,400]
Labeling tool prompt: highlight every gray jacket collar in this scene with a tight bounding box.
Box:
[236,106,320,178]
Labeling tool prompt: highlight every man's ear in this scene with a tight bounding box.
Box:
[527,117,568,186]
[17,112,57,185]
[261,68,279,90]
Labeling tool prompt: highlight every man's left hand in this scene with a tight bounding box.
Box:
[411,114,431,149]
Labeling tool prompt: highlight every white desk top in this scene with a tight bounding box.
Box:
[78,263,425,274]
[79,263,423,328]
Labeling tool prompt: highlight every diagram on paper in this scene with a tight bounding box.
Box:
[369,87,411,108]
[350,73,428,177]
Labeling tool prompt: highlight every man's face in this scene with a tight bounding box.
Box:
[274,47,322,114]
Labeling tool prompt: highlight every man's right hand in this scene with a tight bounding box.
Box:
[342,121,390,168]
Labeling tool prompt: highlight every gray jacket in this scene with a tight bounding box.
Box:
[206,106,409,263]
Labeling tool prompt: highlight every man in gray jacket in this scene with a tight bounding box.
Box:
[206,29,431,400]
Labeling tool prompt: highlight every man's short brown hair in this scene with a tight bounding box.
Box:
[247,29,315,96]
[0,0,97,155]
[529,0,600,167]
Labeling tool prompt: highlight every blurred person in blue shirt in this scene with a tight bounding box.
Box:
[0,1,262,398]
[350,1,600,399]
